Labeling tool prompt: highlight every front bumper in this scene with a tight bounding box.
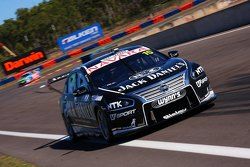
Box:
[112,85,216,136]
[143,85,198,124]
[200,89,216,104]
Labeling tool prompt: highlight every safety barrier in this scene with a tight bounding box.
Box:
[122,0,250,49]
[0,0,207,86]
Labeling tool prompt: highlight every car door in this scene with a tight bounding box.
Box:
[62,72,79,124]
[74,70,98,127]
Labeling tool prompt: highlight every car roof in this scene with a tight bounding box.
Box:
[72,45,145,73]
[23,72,32,75]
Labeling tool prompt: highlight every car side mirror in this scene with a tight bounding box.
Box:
[168,50,179,57]
[73,86,88,96]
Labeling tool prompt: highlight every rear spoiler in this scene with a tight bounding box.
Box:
[47,72,70,94]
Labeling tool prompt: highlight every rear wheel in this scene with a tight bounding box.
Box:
[97,110,113,143]
[62,115,78,142]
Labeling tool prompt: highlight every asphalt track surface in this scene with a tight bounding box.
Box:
[0,25,250,167]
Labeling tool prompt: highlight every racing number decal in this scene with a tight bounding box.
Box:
[142,50,153,55]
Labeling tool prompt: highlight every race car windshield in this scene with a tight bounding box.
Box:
[21,73,31,78]
[90,50,169,88]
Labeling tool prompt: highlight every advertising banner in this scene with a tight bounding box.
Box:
[57,23,103,51]
[1,48,47,75]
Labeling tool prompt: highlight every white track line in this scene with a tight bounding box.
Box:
[47,73,53,76]
[65,64,73,68]
[0,130,250,159]
[120,140,250,159]
[55,69,62,72]
[160,25,250,50]
[39,85,46,89]
[0,131,66,140]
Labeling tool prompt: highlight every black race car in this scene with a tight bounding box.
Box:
[48,45,216,142]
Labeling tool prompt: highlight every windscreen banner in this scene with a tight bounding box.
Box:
[1,48,47,75]
[57,23,103,51]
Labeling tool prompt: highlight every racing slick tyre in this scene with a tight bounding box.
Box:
[18,83,25,87]
[97,109,114,143]
[62,115,78,142]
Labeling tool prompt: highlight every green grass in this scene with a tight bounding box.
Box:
[0,154,36,167]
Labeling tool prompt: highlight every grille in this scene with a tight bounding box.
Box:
[135,74,185,101]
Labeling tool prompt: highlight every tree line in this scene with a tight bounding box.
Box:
[0,0,179,62]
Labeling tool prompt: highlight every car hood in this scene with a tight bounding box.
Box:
[104,58,187,94]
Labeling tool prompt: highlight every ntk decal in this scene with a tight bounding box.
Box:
[195,66,204,75]
[108,101,123,110]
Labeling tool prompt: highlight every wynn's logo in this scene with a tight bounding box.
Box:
[151,90,186,108]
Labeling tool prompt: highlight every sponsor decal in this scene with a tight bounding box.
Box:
[130,118,136,128]
[196,76,208,88]
[195,66,204,75]
[118,62,186,92]
[61,26,98,45]
[129,67,161,80]
[57,23,103,51]
[142,50,154,55]
[151,90,186,108]
[163,108,187,119]
[110,109,136,121]
[1,48,46,75]
[112,118,137,133]
[52,73,69,81]
[118,79,147,92]
[48,72,69,84]
[110,114,116,121]
[108,101,123,110]
[146,63,185,80]
[86,46,150,74]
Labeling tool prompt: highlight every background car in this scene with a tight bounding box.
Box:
[18,69,41,87]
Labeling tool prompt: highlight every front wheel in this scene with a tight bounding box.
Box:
[97,110,114,143]
[62,115,78,142]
